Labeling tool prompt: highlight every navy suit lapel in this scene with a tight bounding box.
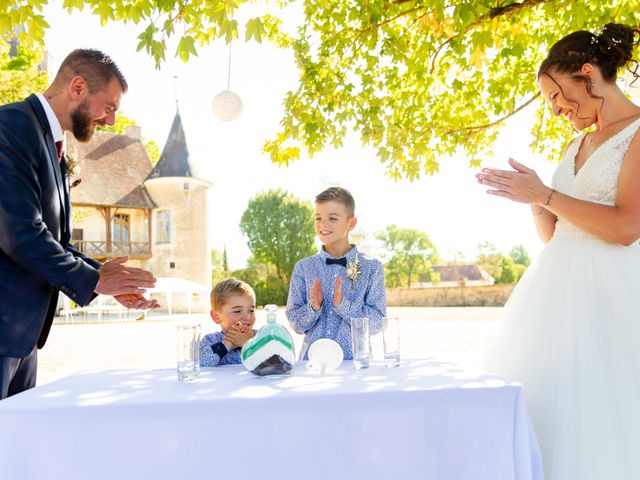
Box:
[25,95,67,235]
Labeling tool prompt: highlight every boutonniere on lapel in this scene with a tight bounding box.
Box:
[346,254,361,290]
[64,148,82,189]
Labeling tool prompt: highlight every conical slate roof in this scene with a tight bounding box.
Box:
[146,110,201,181]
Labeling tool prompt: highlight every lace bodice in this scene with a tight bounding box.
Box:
[551,117,640,241]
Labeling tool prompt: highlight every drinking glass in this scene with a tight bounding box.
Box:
[383,317,400,367]
[350,317,370,369]
[177,321,201,381]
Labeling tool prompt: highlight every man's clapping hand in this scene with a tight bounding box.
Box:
[114,293,160,310]
[95,256,157,299]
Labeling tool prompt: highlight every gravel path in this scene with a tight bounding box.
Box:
[38,307,501,386]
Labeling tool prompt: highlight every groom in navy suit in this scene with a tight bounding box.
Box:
[0,49,158,399]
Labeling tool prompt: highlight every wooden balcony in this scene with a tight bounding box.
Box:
[73,240,151,260]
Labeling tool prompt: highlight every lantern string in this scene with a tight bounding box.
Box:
[227,43,232,92]
[173,75,179,109]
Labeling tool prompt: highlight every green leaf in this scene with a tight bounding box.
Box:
[245,17,265,43]
[176,35,198,62]
[62,0,85,12]
[0,14,11,33]
[92,3,115,26]
[136,23,157,53]
[219,17,238,42]
[129,5,142,23]
[456,3,473,23]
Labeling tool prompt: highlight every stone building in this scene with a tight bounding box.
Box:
[412,265,494,288]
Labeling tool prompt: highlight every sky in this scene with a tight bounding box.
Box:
[41,1,561,269]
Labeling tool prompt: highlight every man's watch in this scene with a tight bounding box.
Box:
[211,341,229,359]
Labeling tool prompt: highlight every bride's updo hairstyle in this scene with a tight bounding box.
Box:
[538,23,640,87]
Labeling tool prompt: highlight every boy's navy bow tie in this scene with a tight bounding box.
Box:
[326,257,347,267]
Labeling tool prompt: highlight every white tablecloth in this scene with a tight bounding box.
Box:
[0,359,542,480]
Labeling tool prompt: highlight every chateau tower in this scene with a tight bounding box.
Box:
[144,110,212,295]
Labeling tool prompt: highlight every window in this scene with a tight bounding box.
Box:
[157,210,172,244]
[113,214,130,242]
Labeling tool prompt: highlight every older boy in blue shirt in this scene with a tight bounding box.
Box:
[286,187,386,360]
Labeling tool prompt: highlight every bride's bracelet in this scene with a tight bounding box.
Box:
[544,188,556,206]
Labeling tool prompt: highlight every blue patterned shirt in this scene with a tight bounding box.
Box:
[200,331,248,367]
[286,245,386,360]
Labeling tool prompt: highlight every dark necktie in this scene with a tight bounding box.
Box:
[55,140,63,160]
[58,148,70,237]
[326,257,347,267]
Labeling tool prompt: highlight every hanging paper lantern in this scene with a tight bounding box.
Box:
[212,90,243,121]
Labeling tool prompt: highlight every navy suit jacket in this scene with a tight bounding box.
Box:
[0,95,101,358]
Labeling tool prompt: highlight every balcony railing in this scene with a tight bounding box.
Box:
[73,240,151,259]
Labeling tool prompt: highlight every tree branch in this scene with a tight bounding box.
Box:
[430,0,554,74]
[355,5,425,33]
[443,92,540,134]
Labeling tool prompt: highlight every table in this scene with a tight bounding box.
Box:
[0,359,543,480]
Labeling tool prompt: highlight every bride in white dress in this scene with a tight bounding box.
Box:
[477,23,640,480]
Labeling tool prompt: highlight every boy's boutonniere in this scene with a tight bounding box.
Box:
[346,254,361,290]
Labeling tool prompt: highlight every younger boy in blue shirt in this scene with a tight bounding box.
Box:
[200,278,256,367]
[286,187,386,360]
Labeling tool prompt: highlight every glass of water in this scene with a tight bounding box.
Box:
[383,317,400,367]
[350,317,370,369]
[177,321,201,381]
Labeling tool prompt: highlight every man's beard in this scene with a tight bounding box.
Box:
[70,99,96,142]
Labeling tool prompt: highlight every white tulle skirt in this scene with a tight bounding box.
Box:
[485,231,640,480]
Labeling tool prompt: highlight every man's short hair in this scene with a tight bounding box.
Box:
[210,278,255,311]
[56,48,128,94]
[315,187,355,217]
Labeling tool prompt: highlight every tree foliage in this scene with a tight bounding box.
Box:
[211,247,230,284]
[509,243,531,266]
[266,1,639,179]
[240,189,316,287]
[0,0,263,67]
[376,224,438,288]
[3,1,638,178]
[233,257,290,306]
[211,248,289,306]
[0,41,48,105]
[477,241,526,284]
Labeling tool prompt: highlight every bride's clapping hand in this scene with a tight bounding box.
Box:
[476,158,550,205]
